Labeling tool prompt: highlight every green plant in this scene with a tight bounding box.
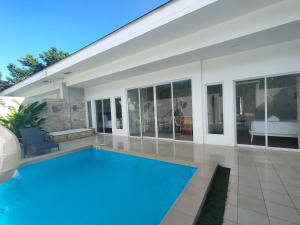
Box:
[0,101,47,138]
[196,166,230,225]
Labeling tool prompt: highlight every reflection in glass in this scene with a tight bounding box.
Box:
[173,80,193,141]
[236,79,265,146]
[267,74,299,149]
[87,101,92,128]
[128,89,141,136]
[103,99,112,133]
[207,84,223,134]
[140,87,155,137]
[156,84,173,139]
[115,97,123,129]
[95,100,103,133]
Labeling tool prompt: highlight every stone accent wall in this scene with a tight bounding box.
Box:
[41,98,86,132]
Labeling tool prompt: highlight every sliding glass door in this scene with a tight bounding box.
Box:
[267,74,299,149]
[87,101,93,128]
[140,87,155,137]
[236,74,300,149]
[156,84,173,139]
[103,99,112,133]
[128,89,141,136]
[115,97,123,129]
[173,80,193,141]
[127,79,193,141]
[236,79,265,146]
[95,99,112,134]
[95,100,104,133]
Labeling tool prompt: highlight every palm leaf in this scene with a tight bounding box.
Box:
[1,101,47,137]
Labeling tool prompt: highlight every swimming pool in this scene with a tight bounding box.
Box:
[0,148,196,225]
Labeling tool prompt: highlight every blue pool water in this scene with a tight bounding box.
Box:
[0,148,196,225]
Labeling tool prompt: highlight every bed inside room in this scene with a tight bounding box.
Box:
[236,74,300,149]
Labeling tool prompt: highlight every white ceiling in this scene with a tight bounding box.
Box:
[61,0,282,77]
[73,19,300,88]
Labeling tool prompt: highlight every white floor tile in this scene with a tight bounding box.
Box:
[266,202,300,224]
[263,189,294,207]
[269,216,299,225]
[238,194,267,214]
[238,208,270,225]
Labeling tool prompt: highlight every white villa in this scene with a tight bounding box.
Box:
[2,0,300,151]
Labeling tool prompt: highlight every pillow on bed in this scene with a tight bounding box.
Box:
[268,115,280,122]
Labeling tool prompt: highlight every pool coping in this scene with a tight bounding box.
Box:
[20,144,218,225]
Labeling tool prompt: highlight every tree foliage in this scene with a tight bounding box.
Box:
[2,47,69,88]
[0,72,12,91]
[39,47,69,66]
[0,101,47,138]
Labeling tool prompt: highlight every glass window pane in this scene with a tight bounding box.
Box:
[103,99,112,133]
[115,97,123,129]
[236,78,265,146]
[156,84,173,139]
[173,80,193,141]
[267,74,299,149]
[87,101,92,128]
[207,84,223,134]
[140,87,155,137]
[95,100,103,133]
[128,89,141,136]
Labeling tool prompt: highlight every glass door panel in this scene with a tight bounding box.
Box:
[207,84,223,134]
[103,99,112,133]
[115,97,123,129]
[156,84,173,139]
[173,80,193,141]
[140,87,155,137]
[236,78,265,146]
[95,100,104,133]
[87,101,92,128]
[267,74,299,149]
[128,89,141,136]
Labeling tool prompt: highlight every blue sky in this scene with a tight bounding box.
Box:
[0,0,169,80]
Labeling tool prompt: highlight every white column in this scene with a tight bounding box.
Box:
[192,61,204,144]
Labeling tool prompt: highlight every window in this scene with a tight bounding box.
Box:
[207,84,224,134]
[87,101,92,128]
[115,97,123,129]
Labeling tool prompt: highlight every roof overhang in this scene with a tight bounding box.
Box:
[1,0,217,95]
[3,0,299,97]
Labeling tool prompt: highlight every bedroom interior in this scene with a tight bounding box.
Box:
[236,73,300,149]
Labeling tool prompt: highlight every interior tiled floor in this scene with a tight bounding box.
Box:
[23,134,300,225]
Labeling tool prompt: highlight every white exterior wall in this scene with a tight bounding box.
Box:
[85,38,300,146]
[202,39,300,146]
[85,62,204,142]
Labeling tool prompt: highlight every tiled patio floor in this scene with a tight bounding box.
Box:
[22,134,300,225]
